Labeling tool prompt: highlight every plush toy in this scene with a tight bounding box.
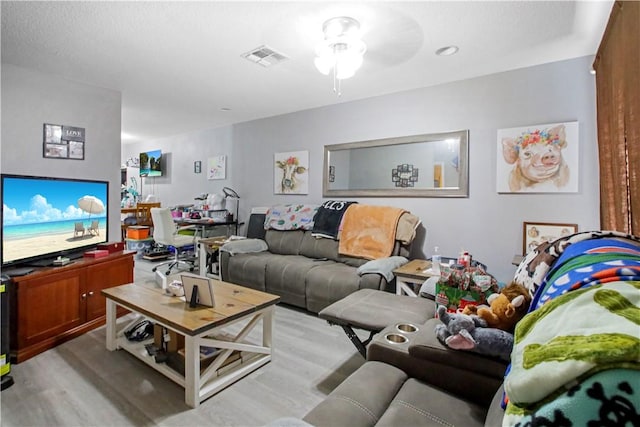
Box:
[462,282,531,332]
[435,305,514,361]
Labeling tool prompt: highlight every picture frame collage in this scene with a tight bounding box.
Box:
[43,123,85,160]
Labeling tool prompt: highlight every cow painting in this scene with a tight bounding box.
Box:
[501,124,570,192]
[276,156,307,193]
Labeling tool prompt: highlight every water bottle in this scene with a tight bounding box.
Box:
[432,246,441,275]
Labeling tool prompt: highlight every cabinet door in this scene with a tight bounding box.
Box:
[16,269,84,349]
[85,256,134,320]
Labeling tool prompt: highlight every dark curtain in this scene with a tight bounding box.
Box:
[593,1,640,235]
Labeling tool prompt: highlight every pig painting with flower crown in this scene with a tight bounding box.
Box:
[497,122,579,193]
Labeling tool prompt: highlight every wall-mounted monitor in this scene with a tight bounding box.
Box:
[1,174,109,268]
[140,149,162,177]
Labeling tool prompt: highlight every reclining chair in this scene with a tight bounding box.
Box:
[150,208,196,276]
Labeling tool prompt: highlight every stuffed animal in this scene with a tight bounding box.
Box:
[463,282,531,332]
[435,306,514,361]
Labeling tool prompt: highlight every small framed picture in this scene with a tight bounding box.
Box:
[68,141,85,160]
[194,161,202,174]
[44,123,62,144]
[523,222,578,255]
[44,143,68,158]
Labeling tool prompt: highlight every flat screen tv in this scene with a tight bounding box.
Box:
[140,149,162,177]
[1,174,109,268]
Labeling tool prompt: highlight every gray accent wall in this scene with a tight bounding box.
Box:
[123,56,599,284]
[1,64,122,244]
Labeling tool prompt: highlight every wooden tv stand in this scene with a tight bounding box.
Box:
[9,251,135,363]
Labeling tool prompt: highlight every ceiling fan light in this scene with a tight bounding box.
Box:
[323,16,361,39]
[315,16,366,95]
[314,56,333,75]
[315,42,332,57]
[337,54,362,77]
[344,39,366,56]
[336,64,356,80]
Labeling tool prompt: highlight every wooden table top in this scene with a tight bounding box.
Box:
[102,281,280,336]
[393,259,437,281]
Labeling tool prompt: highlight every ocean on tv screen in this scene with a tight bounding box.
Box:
[2,176,108,265]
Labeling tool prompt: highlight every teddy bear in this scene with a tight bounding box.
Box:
[462,282,531,332]
[434,306,514,361]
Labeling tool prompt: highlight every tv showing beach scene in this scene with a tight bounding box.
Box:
[1,174,109,267]
[139,149,162,177]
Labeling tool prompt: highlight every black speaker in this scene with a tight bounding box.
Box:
[1,275,14,390]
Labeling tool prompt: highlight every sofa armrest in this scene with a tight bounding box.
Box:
[408,318,508,380]
[367,319,506,407]
[356,256,408,281]
[220,238,268,255]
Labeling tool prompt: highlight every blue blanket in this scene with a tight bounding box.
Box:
[530,238,640,310]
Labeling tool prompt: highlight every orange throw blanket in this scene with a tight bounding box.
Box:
[338,205,407,260]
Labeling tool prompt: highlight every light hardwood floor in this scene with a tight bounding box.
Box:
[1,258,365,426]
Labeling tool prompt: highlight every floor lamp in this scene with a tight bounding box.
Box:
[223,187,240,234]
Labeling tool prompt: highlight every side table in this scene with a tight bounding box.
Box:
[198,236,230,278]
[393,259,439,297]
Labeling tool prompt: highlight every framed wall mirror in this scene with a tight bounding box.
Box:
[323,130,469,197]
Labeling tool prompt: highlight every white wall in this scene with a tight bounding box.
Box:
[1,64,122,243]
[124,56,600,283]
[121,126,235,208]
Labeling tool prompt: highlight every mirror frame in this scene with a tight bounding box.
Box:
[323,130,469,198]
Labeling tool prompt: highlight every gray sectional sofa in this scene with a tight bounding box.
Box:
[219,229,411,313]
[269,294,506,427]
[268,230,640,426]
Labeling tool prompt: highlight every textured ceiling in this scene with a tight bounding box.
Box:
[1,1,613,143]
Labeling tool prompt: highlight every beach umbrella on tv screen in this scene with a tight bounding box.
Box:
[78,195,105,219]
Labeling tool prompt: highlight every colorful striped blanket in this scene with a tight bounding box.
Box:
[503,238,640,426]
[513,230,640,297]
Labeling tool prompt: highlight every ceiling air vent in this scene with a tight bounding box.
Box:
[241,45,289,68]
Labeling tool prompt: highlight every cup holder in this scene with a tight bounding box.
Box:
[396,323,418,333]
[384,333,408,344]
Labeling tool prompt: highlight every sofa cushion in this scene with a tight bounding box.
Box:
[299,232,369,267]
[376,377,486,427]
[303,361,487,427]
[408,318,508,380]
[305,262,384,313]
[303,361,408,427]
[265,255,332,307]
[299,232,340,260]
[225,252,282,291]
[333,252,369,268]
[265,230,305,255]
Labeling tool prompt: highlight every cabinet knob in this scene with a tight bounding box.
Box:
[81,293,87,299]
[88,291,94,296]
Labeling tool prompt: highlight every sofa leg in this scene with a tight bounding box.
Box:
[339,325,374,358]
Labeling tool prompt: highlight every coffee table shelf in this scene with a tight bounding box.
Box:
[102,282,279,408]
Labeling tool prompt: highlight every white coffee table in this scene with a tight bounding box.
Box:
[102,281,279,408]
